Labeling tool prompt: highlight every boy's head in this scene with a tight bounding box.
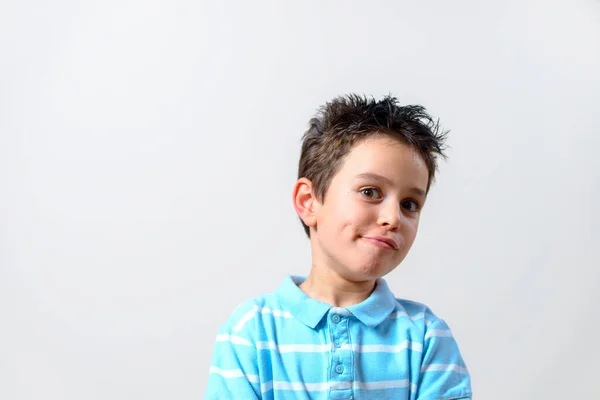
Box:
[293,94,447,281]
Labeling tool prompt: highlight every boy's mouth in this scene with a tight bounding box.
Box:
[362,236,399,250]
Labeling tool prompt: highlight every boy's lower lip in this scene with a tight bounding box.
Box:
[363,237,395,250]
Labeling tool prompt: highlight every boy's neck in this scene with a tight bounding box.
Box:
[298,266,376,308]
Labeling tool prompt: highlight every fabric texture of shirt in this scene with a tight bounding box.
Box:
[206,275,472,400]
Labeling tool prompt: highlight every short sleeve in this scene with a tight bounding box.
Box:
[415,309,472,400]
[205,301,262,399]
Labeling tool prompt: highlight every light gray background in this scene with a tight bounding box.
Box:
[1,1,599,399]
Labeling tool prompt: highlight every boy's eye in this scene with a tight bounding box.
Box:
[401,200,421,212]
[360,188,382,200]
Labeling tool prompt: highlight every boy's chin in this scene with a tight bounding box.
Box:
[340,262,397,282]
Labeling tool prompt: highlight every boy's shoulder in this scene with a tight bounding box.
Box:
[394,296,435,316]
[231,289,283,313]
[392,296,458,339]
[216,290,285,332]
[393,296,446,324]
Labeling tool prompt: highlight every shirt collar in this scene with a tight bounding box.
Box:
[275,275,331,329]
[275,275,397,329]
[346,277,397,328]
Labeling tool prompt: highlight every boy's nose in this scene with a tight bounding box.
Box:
[377,203,401,231]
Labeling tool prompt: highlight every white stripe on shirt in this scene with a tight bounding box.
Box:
[260,379,415,392]
[215,333,252,346]
[421,363,469,374]
[424,329,454,340]
[233,306,293,332]
[209,367,259,383]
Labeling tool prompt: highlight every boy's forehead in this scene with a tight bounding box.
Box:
[343,138,426,171]
[336,138,429,189]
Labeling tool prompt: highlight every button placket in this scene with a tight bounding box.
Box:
[328,308,354,400]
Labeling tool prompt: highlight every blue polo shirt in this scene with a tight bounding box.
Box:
[206,275,472,399]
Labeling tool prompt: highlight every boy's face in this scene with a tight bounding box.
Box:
[310,135,429,282]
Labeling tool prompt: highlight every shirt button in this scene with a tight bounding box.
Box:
[334,340,341,348]
[331,314,341,323]
[335,364,344,374]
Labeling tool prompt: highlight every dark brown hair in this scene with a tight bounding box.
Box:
[298,93,448,238]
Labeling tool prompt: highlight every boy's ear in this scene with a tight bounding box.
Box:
[292,177,317,229]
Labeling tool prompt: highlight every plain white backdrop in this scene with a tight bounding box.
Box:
[1,1,599,399]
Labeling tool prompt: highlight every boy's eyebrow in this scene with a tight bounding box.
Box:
[355,172,426,197]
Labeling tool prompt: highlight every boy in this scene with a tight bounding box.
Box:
[205,94,472,399]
